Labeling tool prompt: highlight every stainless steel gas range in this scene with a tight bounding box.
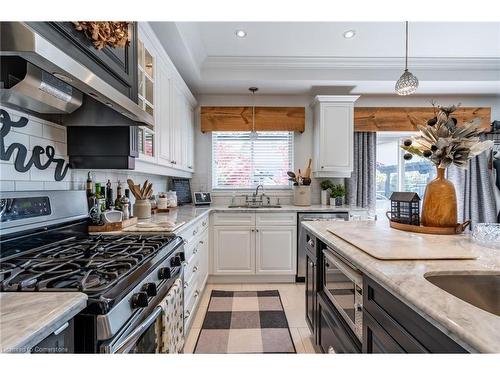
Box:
[0,190,185,353]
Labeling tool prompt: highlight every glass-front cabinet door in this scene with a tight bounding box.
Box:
[137,37,155,159]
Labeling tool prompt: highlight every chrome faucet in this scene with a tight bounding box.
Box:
[254,184,264,198]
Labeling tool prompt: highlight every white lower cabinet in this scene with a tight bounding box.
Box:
[213,227,255,274]
[212,213,297,276]
[255,226,296,275]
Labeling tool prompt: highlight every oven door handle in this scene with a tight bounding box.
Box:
[113,306,163,353]
[323,249,363,286]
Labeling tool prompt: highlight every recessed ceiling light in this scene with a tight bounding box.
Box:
[235,29,247,38]
[343,30,356,39]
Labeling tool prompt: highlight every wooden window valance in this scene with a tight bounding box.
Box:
[201,106,305,132]
[354,107,491,132]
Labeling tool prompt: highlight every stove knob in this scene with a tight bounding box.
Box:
[158,267,171,279]
[141,282,157,297]
[131,292,149,308]
[170,256,181,267]
[178,252,186,262]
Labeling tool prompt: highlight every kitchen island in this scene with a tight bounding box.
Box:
[302,219,500,353]
[0,292,87,353]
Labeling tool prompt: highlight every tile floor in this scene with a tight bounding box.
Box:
[183,283,319,354]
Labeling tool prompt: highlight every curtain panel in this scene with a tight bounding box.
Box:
[346,132,377,210]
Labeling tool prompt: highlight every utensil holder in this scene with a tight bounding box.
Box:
[134,199,152,219]
[294,186,311,206]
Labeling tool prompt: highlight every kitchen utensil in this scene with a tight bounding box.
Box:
[304,158,312,178]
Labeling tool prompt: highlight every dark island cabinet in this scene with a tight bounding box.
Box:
[318,292,361,353]
[304,230,317,336]
[26,22,138,101]
[363,276,467,353]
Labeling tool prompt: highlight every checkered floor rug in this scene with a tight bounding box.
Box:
[193,290,296,354]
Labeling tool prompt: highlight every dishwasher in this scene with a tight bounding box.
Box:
[297,212,349,282]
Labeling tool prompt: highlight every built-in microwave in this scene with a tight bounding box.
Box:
[322,247,363,340]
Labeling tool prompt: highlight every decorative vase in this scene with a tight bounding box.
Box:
[335,197,343,207]
[294,186,311,206]
[133,199,152,219]
[421,167,457,227]
[321,190,329,205]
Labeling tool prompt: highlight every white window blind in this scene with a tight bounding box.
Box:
[212,131,294,189]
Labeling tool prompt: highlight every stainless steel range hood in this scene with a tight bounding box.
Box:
[0,22,153,128]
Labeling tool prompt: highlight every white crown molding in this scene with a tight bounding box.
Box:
[203,56,500,71]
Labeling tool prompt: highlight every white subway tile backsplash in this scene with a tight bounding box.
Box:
[0,163,30,181]
[15,181,44,191]
[42,124,66,143]
[4,131,30,149]
[0,181,15,191]
[44,181,70,190]
[29,136,67,155]
[1,108,169,193]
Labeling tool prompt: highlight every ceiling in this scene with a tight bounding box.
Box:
[149,22,500,96]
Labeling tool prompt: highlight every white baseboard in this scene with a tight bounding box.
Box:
[207,275,296,283]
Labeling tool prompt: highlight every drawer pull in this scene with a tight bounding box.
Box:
[307,239,314,247]
[199,240,204,245]
[194,290,200,298]
[184,281,189,289]
[53,322,69,336]
[327,346,335,354]
[193,248,198,254]
[193,266,198,272]
[193,229,198,236]
[185,310,190,319]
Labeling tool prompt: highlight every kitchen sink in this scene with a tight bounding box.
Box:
[424,273,500,316]
[227,204,282,209]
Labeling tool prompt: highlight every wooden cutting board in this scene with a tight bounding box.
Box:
[326,221,478,260]
[122,221,185,233]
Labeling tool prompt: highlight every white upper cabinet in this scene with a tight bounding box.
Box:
[136,22,197,176]
[312,95,359,178]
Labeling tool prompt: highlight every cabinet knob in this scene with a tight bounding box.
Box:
[309,261,314,266]
[184,281,189,289]
[328,346,335,354]
[185,310,191,319]
[193,266,198,272]
[307,239,314,247]
[193,247,198,254]
[321,166,325,169]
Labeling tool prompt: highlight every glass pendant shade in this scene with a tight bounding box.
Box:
[395,21,418,96]
[395,69,419,96]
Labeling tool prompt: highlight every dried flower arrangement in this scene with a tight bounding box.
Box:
[401,104,494,168]
[73,22,130,50]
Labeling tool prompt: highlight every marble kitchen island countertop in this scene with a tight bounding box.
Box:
[0,292,87,353]
[302,220,500,353]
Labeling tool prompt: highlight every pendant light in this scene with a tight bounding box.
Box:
[249,87,258,140]
[395,21,419,96]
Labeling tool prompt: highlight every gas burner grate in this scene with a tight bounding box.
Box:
[0,234,176,294]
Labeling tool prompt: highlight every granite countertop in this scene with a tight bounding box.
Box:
[0,292,87,353]
[302,219,500,353]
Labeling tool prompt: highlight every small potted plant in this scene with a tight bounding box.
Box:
[330,184,346,207]
[320,180,333,205]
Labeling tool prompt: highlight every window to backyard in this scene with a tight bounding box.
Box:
[212,131,294,189]
[376,134,436,213]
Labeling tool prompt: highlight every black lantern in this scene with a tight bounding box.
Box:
[389,192,421,225]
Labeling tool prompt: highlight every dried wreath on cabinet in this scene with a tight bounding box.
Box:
[73,22,130,50]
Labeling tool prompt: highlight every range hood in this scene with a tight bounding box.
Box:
[0,22,153,128]
[1,57,83,114]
